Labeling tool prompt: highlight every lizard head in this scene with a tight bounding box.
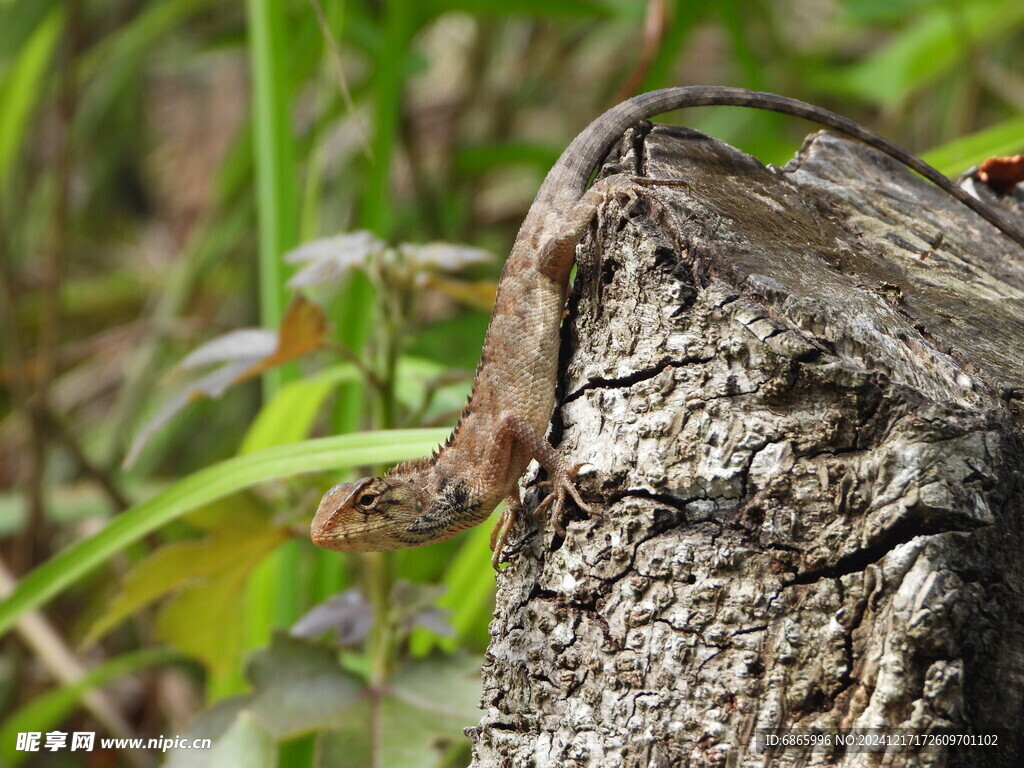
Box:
[310,475,438,552]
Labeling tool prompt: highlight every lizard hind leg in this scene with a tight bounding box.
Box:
[490,412,597,548]
[488,462,595,570]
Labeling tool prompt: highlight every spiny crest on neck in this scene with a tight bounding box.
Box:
[388,454,436,476]
[388,392,475,478]
[388,319,498,478]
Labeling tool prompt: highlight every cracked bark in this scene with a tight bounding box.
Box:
[466,124,1024,768]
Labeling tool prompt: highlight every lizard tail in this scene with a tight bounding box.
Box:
[547,86,1024,249]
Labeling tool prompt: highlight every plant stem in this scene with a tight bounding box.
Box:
[243,0,304,686]
[364,551,393,687]
[246,0,299,399]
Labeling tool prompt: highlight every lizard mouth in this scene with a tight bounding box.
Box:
[310,477,374,548]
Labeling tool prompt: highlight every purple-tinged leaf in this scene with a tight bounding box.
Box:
[291,589,374,646]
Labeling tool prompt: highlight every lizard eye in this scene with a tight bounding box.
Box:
[358,493,378,507]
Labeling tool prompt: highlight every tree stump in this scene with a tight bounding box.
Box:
[466,124,1024,768]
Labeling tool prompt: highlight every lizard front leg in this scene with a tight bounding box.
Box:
[486,412,594,568]
[537,174,661,281]
[532,176,651,280]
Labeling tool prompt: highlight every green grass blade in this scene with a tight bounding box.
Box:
[244,0,303,649]
[817,0,1024,107]
[0,648,178,765]
[362,0,413,236]
[74,0,220,146]
[0,6,61,185]
[239,364,361,454]
[922,115,1024,176]
[246,0,299,398]
[0,429,449,639]
[423,0,613,15]
[0,0,57,58]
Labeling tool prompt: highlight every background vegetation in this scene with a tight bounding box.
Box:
[1,0,1022,765]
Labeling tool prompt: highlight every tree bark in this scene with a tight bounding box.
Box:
[467,124,1024,768]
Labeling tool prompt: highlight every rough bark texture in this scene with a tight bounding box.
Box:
[466,125,1024,768]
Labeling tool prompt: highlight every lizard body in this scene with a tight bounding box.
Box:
[311,86,1024,564]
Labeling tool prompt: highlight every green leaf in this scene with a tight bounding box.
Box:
[246,0,300,398]
[156,564,254,679]
[0,648,177,766]
[239,365,360,453]
[164,636,480,768]
[165,633,365,767]
[183,493,269,533]
[0,0,57,58]
[423,0,617,16]
[0,6,60,183]
[922,115,1024,176]
[394,355,473,425]
[409,521,495,655]
[84,512,286,648]
[199,711,277,768]
[74,0,219,140]
[819,0,1024,106]
[842,0,939,24]
[317,654,481,768]
[244,286,344,688]
[0,429,450,639]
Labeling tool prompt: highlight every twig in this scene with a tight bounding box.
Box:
[612,0,669,106]
[35,409,131,511]
[324,340,386,393]
[0,558,151,768]
[307,0,374,161]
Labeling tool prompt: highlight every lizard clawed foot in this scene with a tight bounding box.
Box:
[587,176,649,231]
[594,175,675,230]
[490,495,524,571]
[532,462,596,538]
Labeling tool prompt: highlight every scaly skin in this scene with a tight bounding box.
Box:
[311,86,1024,566]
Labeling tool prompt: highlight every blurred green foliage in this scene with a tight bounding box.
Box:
[1,0,1021,765]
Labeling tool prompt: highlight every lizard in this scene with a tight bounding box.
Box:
[311,86,1024,569]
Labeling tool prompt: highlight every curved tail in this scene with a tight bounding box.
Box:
[546,86,1024,249]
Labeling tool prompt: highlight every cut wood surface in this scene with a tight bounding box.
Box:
[467,124,1024,768]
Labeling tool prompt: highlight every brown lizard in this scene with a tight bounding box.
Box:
[311,86,1024,568]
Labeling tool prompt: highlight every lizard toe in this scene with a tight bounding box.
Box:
[534,462,597,537]
[490,496,523,570]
